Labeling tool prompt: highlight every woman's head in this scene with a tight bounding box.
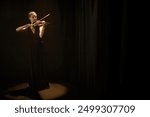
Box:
[28,11,37,23]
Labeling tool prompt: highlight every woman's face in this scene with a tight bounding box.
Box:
[29,13,37,23]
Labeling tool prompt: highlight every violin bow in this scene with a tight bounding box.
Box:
[39,13,50,21]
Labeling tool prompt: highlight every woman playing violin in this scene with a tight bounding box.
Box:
[16,11,46,38]
[16,11,50,99]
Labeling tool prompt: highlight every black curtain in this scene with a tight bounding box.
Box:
[58,0,129,99]
[59,0,98,99]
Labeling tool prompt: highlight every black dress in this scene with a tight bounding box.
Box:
[27,26,49,92]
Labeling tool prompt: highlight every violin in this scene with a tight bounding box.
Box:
[33,20,46,27]
[33,13,50,27]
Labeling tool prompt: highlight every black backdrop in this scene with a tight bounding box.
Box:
[0,0,148,99]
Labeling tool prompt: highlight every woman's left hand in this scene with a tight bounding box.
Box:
[34,20,46,27]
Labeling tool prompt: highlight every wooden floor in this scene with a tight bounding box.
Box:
[1,83,68,100]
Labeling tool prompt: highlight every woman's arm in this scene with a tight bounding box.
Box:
[16,24,31,32]
[39,21,46,38]
[39,25,45,38]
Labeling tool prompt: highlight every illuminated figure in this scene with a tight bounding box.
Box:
[16,11,50,99]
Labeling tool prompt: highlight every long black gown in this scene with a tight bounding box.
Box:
[27,26,49,92]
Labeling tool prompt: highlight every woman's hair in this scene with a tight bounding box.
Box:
[28,11,37,18]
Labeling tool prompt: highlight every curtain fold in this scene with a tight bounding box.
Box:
[75,0,97,89]
[61,0,128,98]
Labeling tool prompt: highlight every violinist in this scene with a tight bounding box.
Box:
[16,11,46,38]
[16,11,50,99]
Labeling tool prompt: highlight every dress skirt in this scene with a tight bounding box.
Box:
[27,27,49,91]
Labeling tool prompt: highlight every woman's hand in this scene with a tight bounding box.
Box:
[34,20,46,27]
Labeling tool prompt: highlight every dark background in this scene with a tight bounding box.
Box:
[0,0,148,99]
